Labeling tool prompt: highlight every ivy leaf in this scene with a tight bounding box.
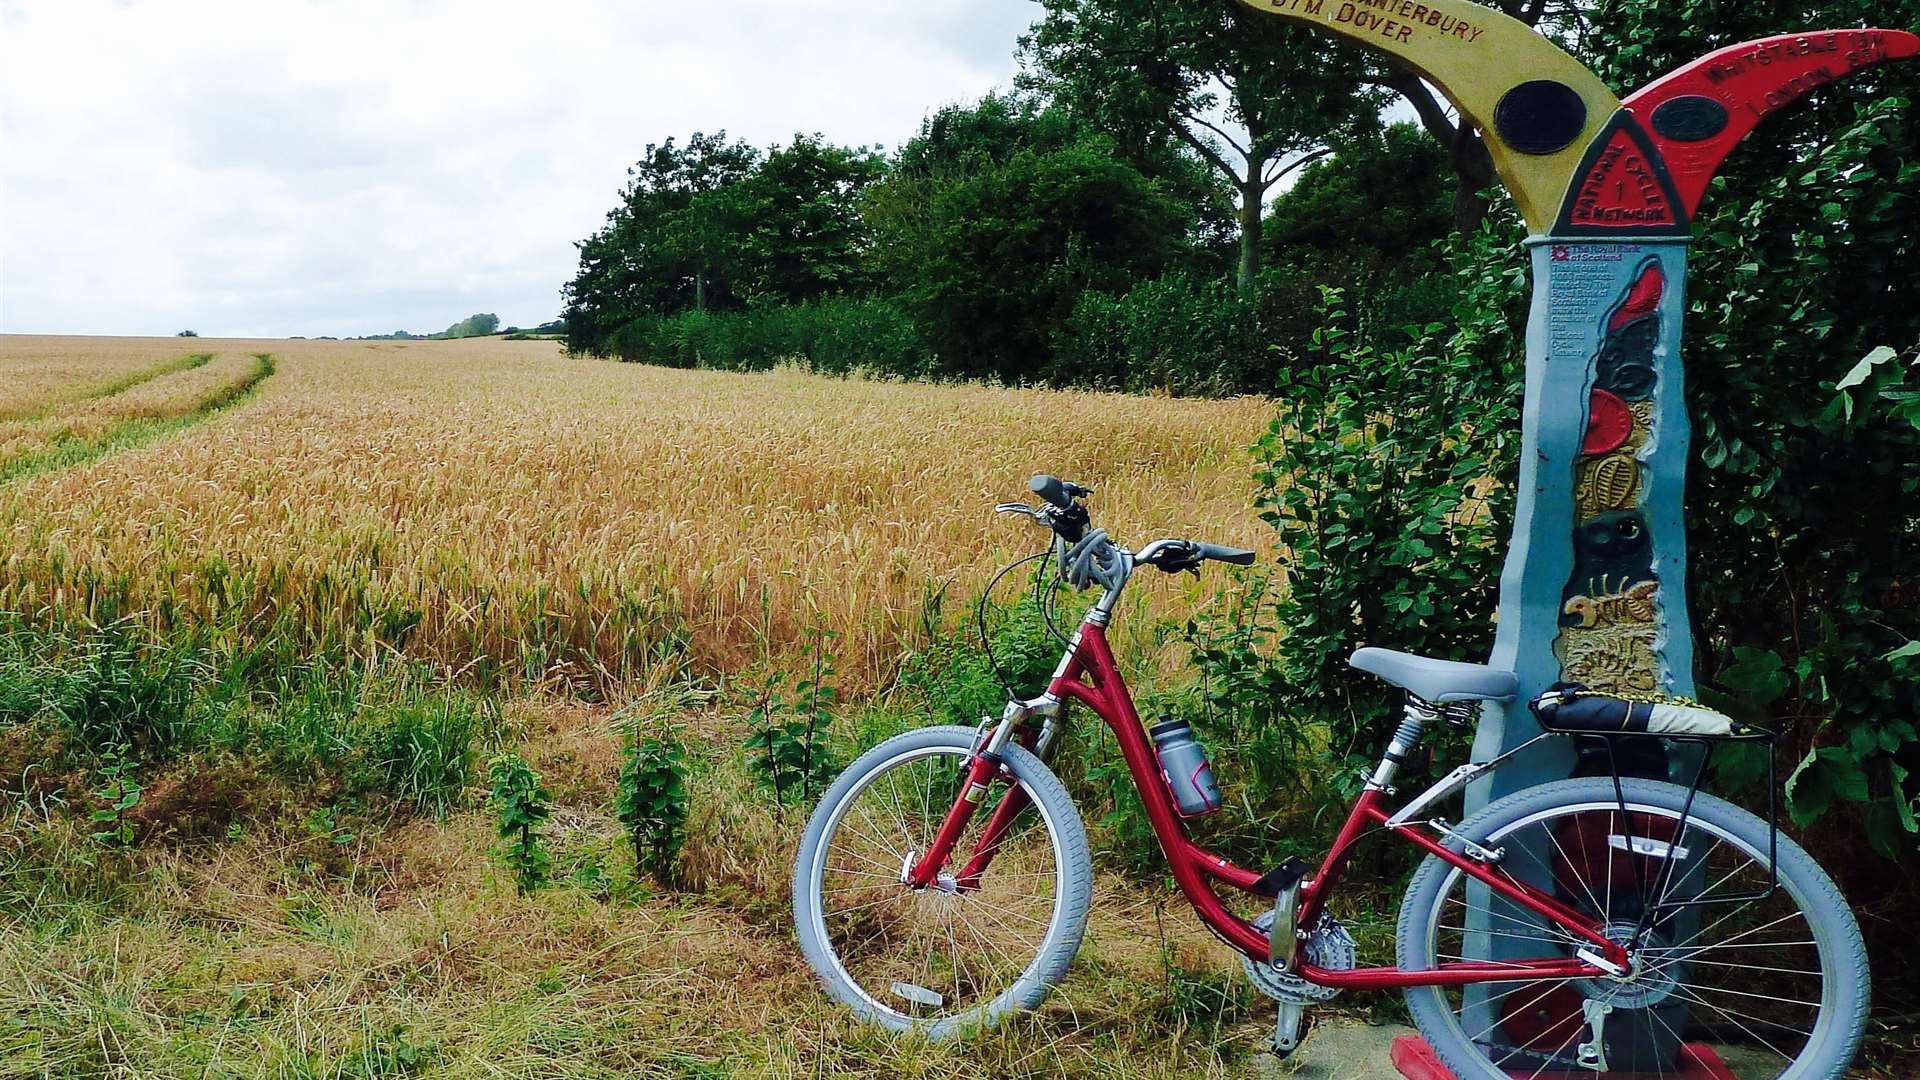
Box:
[1892,761,1917,835]
[1719,647,1789,707]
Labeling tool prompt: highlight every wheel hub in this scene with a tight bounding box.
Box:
[1576,921,1676,1009]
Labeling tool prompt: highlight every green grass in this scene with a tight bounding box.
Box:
[0,611,502,826]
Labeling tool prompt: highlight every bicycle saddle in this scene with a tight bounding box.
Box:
[1349,647,1518,703]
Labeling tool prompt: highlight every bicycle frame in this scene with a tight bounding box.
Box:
[909,606,1630,990]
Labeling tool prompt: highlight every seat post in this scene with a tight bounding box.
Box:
[1366,694,1441,792]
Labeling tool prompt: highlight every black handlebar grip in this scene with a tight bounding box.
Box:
[1195,542,1257,566]
[1030,474,1074,510]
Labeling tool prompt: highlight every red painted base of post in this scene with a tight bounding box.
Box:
[1389,1035,1737,1080]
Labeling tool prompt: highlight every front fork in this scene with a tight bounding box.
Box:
[904,695,1061,890]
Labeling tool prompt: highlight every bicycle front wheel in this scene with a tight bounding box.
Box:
[792,725,1092,1039]
[1398,776,1868,1080]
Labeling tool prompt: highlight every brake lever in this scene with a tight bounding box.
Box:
[995,503,1051,526]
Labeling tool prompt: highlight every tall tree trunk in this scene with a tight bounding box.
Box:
[1237,178,1263,292]
[1380,74,1498,237]
[1450,130,1498,237]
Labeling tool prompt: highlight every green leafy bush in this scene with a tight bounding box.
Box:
[615,733,690,883]
[1192,226,1523,832]
[487,752,552,894]
[875,135,1188,384]
[89,742,143,848]
[743,626,840,805]
[1054,268,1329,395]
[899,579,1064,728]
[607,297,929,378]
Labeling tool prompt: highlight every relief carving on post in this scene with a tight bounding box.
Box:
[1559,259,1665,693]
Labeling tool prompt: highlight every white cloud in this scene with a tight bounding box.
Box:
[0,0,1038,336]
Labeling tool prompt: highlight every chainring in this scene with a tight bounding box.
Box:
[1243,911,1356,1005]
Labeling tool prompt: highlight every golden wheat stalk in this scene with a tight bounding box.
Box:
[0,335,1269,689]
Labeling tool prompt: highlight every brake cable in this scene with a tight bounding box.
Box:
[1036,548,1074,648]
[978,550,1049,700]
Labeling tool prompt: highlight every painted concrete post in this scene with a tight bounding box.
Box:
[1224,6,1918,1068]
[1226,0,1919,794]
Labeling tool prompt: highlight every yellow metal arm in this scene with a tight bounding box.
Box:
[1233,0,1621,233]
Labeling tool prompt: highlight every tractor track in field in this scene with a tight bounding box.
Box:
[0,350,214,424]
[0,352,277,485]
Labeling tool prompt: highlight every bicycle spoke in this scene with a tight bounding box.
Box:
[1541,820,1607,918]
[1446,895,1582,945]
[1422,797,1843,1080]
[1659,982,1805,1059]
[1437,924,1575,947]
[1467,979,1564,1045]
[1638,909,1809,979]
[809,743,1063,1024]
[1678,979,1822,1010]
[1665,956,1822,978]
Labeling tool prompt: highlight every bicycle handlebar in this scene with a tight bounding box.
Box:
[1028,474,1091,544]
[1137,538,1257,573]
[1029,474,1092,511]
[1011,474,1255,582]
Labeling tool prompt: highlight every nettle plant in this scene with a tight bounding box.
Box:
[90,742,143,848]
[744,624,841,806]
[615,733,690,884]
[487,752,552,894]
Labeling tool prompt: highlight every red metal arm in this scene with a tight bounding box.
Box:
[1624,29,1920,216]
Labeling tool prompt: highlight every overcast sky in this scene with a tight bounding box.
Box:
[0,0,1039,337]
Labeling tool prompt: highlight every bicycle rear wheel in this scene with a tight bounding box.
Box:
[792,725,1092,1038]
[1398,776,1867,1080]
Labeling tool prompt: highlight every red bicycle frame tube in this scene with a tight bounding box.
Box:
[915,618,1628,989]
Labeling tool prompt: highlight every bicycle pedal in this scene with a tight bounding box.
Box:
[1252,855,1310,899]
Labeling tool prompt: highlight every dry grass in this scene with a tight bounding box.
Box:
[0,335,1271,689]
[0,700,1283,1080]
[0,352,278,475]
[66,349,263,421]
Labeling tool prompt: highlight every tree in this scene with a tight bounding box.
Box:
[1022,0,1381,290]
[729,135,885,305]
[892,93,1081,180]
[562,133,761,353]
[1263,123,1453,276]
[441,313,500,339]
[874,135,1188,382]
[562,132,885,355]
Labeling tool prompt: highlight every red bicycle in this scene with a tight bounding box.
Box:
[794,476,1866,1079]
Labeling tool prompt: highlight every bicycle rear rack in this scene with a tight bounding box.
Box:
[1582,726,1782,926]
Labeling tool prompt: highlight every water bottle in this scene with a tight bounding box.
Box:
[1151,718,1222,818]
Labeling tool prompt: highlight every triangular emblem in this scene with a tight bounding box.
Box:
[1554,111,1690,237]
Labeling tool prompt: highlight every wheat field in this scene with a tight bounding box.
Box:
[0,337,217,420]
[0,333,1291,1077]
[0,335,1272,689]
